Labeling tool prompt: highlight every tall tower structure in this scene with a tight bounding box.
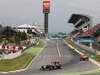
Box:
[43,0,50,35]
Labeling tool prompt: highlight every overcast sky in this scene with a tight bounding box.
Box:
[0,0,100,33]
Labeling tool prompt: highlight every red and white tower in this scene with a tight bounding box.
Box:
[43,0,51,35]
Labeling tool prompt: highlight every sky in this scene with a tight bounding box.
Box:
[0,0,100,33]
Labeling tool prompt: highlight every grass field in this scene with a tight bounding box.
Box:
[0,53,33,72]
[0,40,44,72]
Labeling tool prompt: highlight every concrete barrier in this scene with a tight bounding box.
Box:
[2,50,22,59]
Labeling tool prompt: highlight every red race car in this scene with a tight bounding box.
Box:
[80,54,89,61]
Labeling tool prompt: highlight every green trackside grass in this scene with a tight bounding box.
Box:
[0,53,33,72]
[0,40,44,72]
[95,55,100,62]
[25,40,44,55]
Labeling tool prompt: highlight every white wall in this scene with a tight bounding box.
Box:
[2,50,22,59]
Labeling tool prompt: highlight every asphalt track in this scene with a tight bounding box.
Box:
[0,39,99,75]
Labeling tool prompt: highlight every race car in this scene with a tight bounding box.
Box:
[80,54,89,61]
[40,61,62,71]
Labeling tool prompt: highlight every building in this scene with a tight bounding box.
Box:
[82,24,100,42]
[68,14,92,32]
[82,24,100,36]
[15,24,41,34]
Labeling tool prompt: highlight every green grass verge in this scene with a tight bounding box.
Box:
[0,53,33,72]
[0,39,44,72]
[36,40,44,48]
[25,47,42,55]
[95,55,100,62]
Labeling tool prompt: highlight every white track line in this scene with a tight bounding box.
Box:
[56,39,61,57]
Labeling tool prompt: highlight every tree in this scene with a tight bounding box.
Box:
[15,32,27,44]
[0,26,16,44]
[1,26,16,37]
[20,32,27,41]
[93,29,100,37]
[27,29,32,34]
[15,32,21,44]
[0,24,2,28]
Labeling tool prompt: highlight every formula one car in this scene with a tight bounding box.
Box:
[80,54,89,61]
[40,61,62,71]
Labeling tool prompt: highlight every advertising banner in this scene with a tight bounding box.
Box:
[43,0,50,13]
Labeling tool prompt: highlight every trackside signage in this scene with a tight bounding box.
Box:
[43,0,50,13]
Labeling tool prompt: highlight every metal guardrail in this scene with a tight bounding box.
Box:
[75,43,96,59]
[66,37,96,59]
